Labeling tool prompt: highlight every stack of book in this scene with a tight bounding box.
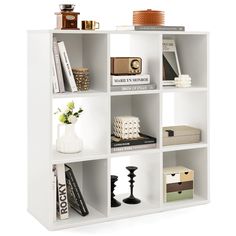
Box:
[111,133,156,153]
[110,74,156,91]
[53,164,89,220]
[52,37,78,93]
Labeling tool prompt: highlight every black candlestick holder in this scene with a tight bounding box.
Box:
[111,175,121,207]
[123,166,141,204]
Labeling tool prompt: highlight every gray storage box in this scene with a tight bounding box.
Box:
[163,125,201,146]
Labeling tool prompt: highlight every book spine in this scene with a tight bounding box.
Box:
[51,52,60,93]
[57,41,77,92]
[111,84,156,91]
[135,26,185,31]
[56,164,69,220]
[52,37,65,92]
[111,74,150,86]
[52,165,57,222]
[111,143,156,153]
[65,169,89,216]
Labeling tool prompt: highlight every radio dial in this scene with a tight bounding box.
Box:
[131,59,140,70]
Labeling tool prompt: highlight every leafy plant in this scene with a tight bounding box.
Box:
[55,101,83,124]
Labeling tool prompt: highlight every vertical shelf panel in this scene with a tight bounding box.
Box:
[28,31,53,229]
[130,33,162,89]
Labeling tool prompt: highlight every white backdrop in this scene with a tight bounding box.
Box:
[1,0,236,235]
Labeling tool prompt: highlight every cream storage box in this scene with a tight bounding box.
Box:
[163,125,201,146]
[163,166,194,202]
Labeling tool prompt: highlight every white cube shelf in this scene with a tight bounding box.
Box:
[28,30,209,230]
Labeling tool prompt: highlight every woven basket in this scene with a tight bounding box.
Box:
[72,68,90,91]
[133,9,165,26]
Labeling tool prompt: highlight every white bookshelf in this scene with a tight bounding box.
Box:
[28,30,209,230]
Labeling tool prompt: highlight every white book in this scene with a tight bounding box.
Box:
[56,164,69,220]
[116,25,185,31]
[163,39,181,86]
[111,143,156,153]
[52,37,65,92]
[110,83,156,91]
[51,53,59,93]
[57,41,77,92]
[52,165,57,222]
[111,74,150,86]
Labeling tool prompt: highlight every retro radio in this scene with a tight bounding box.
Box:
[111,57,142,75]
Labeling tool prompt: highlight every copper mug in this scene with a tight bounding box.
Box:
[81,20,100,30]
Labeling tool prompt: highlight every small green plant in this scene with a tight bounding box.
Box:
[55,101,83,124]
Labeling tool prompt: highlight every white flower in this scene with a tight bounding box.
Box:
[64,108,70,114]
[68,115,77,124]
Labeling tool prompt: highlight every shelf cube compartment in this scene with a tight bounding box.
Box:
[110,153,161,216]
[53,158,108,227]
[163,148,208,204]
[162,34,208,88]
[53,96,109,158]
[53,33,108,93]
[111,94,160,151]
[162,91,208,144]
[110,33,162,89]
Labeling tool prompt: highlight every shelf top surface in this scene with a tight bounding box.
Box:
[28,29,209,35]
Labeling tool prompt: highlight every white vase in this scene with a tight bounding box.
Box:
[56,123,83,153]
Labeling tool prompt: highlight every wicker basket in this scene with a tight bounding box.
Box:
[72,67,90,91]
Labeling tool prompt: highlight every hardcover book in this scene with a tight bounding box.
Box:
[111,143,156,153]
[56,164,69,220]
[52,37,65,92]
[57,41,78,92]
[116,25,185,31]
[51,52,59,93]
[111,133,156,148]
[52,165,57,222]
[65,165,89,216]
[110,83,156,91]
[162,39,181,86]
[111,74,150,86]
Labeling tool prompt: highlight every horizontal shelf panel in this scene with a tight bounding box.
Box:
[110,89,160,96]
[109,194,160,218]
[162,142,207,152]
[110,147,160,158]
[161,86,208,93]
[53,90,107,98]
[30,30,208,36]
[52,148,108,164]
[53,204,106,230]
[161,194,208,211]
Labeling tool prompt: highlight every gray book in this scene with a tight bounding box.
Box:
[116,25,185,31]
[52,37,65,92]
[111,84,156,91]
[111,143,156,153]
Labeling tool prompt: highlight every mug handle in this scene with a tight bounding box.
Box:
[95,22,100,29]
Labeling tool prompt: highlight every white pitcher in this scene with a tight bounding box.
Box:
[56,123,83,153]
